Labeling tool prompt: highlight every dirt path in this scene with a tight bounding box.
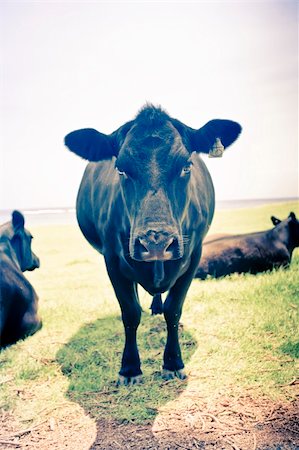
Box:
[1,394,298,449]
[91,394,299,450]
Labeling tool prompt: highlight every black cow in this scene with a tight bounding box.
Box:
[0,211,42,348]
[65,104,241,384]
[195,212,299,280]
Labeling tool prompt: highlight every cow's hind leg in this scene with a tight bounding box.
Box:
[105,257,142,385]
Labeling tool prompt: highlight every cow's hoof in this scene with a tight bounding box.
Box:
[175,369,187,380]
[162,368,187,381]
[116,374,143,386]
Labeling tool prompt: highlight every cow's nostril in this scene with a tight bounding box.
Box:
[138,239,149,254]
[165,238,177,254]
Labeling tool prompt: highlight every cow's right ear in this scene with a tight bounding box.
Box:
[271,216,281,226]
[289,212,297,221]
[12,210,25,231]
[64,129,117,161]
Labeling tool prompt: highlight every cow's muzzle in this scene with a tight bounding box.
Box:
[27,254,40,271]
[132,230,182,262]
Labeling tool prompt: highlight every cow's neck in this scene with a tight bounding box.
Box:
[0,237,21,271]
[272,225,292,253]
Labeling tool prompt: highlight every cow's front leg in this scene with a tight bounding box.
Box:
[163,292,187,380]
[162,253,200,380]
[105,257,142,385]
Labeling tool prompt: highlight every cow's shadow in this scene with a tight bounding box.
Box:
[56,312,197,447]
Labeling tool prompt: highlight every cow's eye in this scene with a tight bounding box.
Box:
[116,168,127,177]
[181,163,192,176]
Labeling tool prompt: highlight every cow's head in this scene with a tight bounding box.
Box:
[272,211,299,249]
[0,211,40,271]
[65,105,241,262]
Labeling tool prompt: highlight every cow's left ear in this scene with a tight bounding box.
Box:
[289,212,297,221]
[188,119,242,155]
[271,216,281,226]
[12,210,25,231]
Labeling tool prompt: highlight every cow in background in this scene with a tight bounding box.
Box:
[0,211,42,348]
[195,212,299,280]
[65,104,241,384]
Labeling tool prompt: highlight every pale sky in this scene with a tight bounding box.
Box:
[1,1,298,210]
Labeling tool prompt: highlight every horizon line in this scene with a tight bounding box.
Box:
[1,196,298,215]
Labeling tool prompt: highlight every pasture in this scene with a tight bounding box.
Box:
[0,201,298,449]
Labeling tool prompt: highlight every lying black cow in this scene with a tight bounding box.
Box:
[0,211,42,348]
[195,212,299,280]
[65,104,241,384]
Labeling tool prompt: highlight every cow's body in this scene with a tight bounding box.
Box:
[65,105,241,383]
[77,154,214,295]
[0,211,42,348]
[195,212,299,279]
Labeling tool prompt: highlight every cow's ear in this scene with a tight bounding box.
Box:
[271,216,281,226]
[289,212,297,221]
[64,128,116,161]
[12,210,25,231]
[189,119,242,155]
[65,121,134,162]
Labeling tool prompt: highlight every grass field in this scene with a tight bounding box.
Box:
[0,201,298,448]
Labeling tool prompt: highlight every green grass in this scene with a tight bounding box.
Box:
[0,200,298,426]
[185,264,299,395]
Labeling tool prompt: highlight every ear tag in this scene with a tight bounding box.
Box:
[209,138,224,158]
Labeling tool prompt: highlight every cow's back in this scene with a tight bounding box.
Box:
[197,230,291,279]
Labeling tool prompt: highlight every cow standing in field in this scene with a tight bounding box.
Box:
[195,212,299,280]
[0,211,42,348]
[65,105,241,384]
